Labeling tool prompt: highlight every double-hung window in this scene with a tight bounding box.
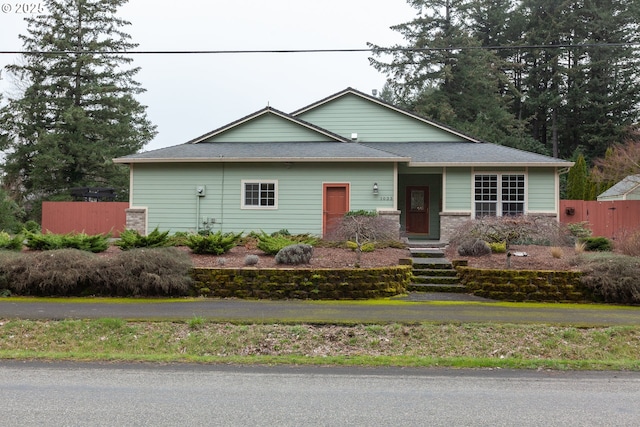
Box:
[242,180,277,209]
[474,174,525,218]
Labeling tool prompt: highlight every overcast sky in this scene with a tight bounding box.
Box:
[0,0,416,151]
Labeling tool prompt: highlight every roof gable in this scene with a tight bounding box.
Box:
[189,107,347,144]
[598,174,640,200]
[292,87,479,143]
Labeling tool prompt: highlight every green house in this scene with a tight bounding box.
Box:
[114,88,573,242]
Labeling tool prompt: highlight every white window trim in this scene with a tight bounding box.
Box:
[473,172,527,217]
[241,179,278,210]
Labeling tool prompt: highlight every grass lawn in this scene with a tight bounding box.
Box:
[1,317,639,371]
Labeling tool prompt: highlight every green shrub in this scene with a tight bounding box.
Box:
[24,231,109,253]
[361,242,376,252]
[346,241,358,251]
[256,231,319,255]
[185,231,243,255]
[275,244,314,264]
[0,231,23,251]
[116,227,171,250]
[580,236,613,252]
[167,231,191,247]
[489,241,507,253]
[566,221,592,239]
[22,220,41,233]
[344,210,378,217]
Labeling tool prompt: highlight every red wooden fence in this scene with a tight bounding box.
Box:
[41,202,129,237]
[560,200,640,239]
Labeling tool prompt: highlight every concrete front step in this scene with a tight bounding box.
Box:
[409,248,446,259]
[412,275,461,285]
[413,268,458,278]
[407,283,468,293]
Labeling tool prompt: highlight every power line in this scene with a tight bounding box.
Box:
[0,43,638,56]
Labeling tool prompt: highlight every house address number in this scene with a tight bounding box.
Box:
[379,196,393,201]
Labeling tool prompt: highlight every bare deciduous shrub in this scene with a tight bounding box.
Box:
[614,228,640,257]
[275,244,313,265]
[4,249,98,296]
[327,213,399,245]
[95,247,193,296]
[577,253,640,304]
[457,239,491,257]
[449,216,573,248]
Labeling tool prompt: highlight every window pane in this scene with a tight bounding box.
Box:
[245,183,259,206]
[501,175,524,215]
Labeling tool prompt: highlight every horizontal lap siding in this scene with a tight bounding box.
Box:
[206,114,331,142]
[527,168,557,213]
[297,95,465,142]
[444,168,472,211]
[132,162,395,235]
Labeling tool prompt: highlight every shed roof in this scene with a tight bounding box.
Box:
[597,174,640,200]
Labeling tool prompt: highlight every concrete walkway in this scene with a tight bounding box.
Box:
[1,294,639,326]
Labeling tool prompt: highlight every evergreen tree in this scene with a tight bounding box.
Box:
[566,154,589,200]
[0,0,156,205]
[370,0,640,160]
[369,0,540,151]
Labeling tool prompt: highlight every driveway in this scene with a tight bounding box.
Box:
[1,294,639,326]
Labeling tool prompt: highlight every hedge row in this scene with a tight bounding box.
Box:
[190,266,411,300]
[457,267,590,302]
[0,248,410,299]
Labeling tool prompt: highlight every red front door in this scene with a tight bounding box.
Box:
[323,184,349,236]
[406,186,429,234]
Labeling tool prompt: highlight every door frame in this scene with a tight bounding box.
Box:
[322,183,350,236]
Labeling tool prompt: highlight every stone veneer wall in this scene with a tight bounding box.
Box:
[125,208,147,235]
[378,210,401,239]
[439,212,472,242]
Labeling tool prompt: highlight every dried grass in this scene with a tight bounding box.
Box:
[550,247,563,259]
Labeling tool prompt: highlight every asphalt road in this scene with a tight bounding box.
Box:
[1,296,640,326]
[2,361,639,426]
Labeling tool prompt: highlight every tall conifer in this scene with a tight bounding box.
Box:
[0,0,156,205]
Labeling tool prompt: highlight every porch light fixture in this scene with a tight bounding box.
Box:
[373,183,379,195]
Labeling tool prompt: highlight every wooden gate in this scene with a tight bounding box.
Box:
[560,200,640,239]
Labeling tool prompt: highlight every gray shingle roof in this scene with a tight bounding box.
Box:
[363,142,573,167]
[597,174,640,199]
[114,141,409,163]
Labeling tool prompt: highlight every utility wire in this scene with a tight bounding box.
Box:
[0,42,638,55]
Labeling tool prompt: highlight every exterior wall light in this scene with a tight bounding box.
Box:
[373,183,379,195]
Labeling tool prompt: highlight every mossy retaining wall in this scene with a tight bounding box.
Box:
[190,266,412,300]
[457,267,593,302]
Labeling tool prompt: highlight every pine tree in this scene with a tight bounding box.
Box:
[0,0,156,205]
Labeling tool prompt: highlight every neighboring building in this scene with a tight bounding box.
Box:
[597,175,640,201]
[114,88,573,242]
